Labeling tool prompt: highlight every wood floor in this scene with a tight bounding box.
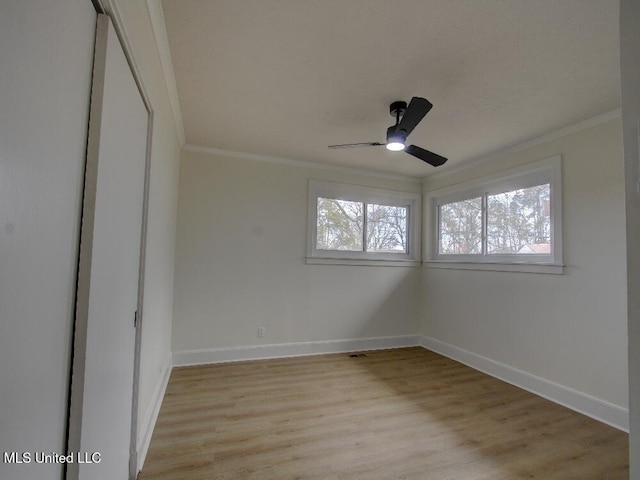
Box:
[139,347,628,479]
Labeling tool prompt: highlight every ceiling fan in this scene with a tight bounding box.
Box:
[328,97,447,167]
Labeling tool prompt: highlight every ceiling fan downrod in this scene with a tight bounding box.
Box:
[389,101,407,126]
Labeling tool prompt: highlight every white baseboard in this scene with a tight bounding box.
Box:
[137,355,172,472]
[172,335,421,367]
[419,335,629,432]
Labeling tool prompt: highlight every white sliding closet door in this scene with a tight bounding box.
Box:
[67,14,148,480]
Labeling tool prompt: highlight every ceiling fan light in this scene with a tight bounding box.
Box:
[386,126,407,151]
[386,141,406,151]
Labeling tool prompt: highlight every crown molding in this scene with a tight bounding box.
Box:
[183,144,423,184]
[145,0,186,146]
[423,108,622,183]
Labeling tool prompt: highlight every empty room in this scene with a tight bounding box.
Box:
[2,1,640,480]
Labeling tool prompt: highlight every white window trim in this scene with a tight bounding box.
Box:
[424,155,564,274]
[307,180,421,266]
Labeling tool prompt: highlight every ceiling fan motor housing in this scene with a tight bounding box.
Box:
[388,100,409,148]
[386,125,407,143]
[386,125,407,151]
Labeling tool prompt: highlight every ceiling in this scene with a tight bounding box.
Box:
[160,0,620,178]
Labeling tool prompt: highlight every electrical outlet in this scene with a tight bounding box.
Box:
[257,326,266,338]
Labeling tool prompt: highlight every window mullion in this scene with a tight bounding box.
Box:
[482,193,488,256]
[362,202,368,253]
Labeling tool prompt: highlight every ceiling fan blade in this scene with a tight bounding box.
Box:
[405,145,447,167]
[396,97,433,136]
[328,142,385,149]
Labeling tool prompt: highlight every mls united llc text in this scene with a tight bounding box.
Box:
[3,451,101,464]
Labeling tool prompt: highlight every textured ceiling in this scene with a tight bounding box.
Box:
[161,0,620,178]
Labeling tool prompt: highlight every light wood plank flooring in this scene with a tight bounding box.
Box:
[139,347,628,479]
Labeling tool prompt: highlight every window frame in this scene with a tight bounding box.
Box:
[307,180,421,266]
[425,155,563,274]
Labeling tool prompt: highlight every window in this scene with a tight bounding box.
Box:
[427,156,563,274]
[307,180,421,266]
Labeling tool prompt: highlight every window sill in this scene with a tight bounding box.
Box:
[306,257,421,267]
[423,260,564,275]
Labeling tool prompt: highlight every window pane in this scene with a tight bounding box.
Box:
[316,198,363,251]
[438,197,482,254]
[487,184,550,254]
[366,204,407,253]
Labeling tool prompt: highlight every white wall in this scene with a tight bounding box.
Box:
[0,1,96,479]
[108,0,181,465]
[620,0,640,475]
[421,118,628,418]
[172,150,422,355]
